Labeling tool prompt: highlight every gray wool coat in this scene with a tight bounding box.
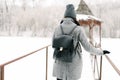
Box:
[52,18,103,80]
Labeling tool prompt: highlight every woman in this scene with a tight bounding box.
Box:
[52,4,110,80]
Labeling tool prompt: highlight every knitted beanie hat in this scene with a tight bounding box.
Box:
[64,4,76,19]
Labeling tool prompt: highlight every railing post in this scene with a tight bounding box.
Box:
[46,47,48,80]
[99,56,103,80]
[0,66,4,80]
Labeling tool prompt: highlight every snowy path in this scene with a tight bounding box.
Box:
[0,37,120,80]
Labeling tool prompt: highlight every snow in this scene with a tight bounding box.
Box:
[0,37,120,80]
[77,14,102,22]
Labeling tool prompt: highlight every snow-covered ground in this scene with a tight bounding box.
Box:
[0,37,120,80]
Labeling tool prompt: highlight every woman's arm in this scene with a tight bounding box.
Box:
[78,27,103,55]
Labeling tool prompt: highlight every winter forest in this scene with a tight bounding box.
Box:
[0,0,120,38]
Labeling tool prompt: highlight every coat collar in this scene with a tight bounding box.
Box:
[62,18,74,22]
[62,18,76,26]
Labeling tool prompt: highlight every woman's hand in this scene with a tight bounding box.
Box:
[103,50,110,54]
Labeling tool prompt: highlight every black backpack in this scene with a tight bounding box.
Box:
[52,25,77,62]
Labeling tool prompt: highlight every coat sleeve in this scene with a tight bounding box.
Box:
[78,27,103,55]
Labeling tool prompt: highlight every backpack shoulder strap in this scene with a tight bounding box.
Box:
[60,25,65,34]
[60,25,77,35]
[69,26,77,35]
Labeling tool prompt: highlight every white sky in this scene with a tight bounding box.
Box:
[2,0,119,7]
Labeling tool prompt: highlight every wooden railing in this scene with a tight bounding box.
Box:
[0,45,51,80]
[105,55,120,76]
[91,50,120,80]
[0,44,119,80]
[90,55,102,80]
